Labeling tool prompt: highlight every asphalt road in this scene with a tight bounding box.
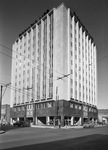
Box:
[0,126,108,150]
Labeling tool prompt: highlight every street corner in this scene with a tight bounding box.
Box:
[0,130,5,134]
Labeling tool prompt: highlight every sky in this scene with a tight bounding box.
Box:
[0,0,108,109]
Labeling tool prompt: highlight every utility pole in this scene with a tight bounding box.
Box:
[24,86,33,121]
[54,86,58,127]
[0,85,3,131]
[54,74,70,127]
[0,83,11,131]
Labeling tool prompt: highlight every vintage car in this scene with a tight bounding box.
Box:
[13,120,30,127]
[83,122,94,128]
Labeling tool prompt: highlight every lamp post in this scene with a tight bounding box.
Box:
[0,83,11,131]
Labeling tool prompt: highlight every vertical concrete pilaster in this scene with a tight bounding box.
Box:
[79,117,82,125]
[46,116,50,125]
[92,118,94,123]
[35,117,38,125]
[10,118,13,125]
[71,116,74,125]
[33,103,36,125]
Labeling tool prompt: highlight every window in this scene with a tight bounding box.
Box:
[27,70,29,74]
[70,103,73,108]
[75,90,77,97]
[28,39,31,44]
[28,62,30,66]
[89,107,91,112]
[75,104,78,109]
[79,92,81,98]
[23,79,25,83]
[71,42,72,47]
[79,105,81,110]
[20,45,22,49]
[33,35,36,40]
[28,47,30,51]
[75,73,77,79]
[47,102,52,108]
[71,88,73,93]
[18,107,21,111]
[22,106,25,111]
[32,51,34,56]
[43,103,47,108]
[23,71,25,75]
[75,64,77,68]
[75,37,77,43]
[14,108,16,112]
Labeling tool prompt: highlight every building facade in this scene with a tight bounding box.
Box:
[11,3,98,126]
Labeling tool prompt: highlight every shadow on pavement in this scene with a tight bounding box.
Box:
[2,134,108,150]
[1,125,29,132]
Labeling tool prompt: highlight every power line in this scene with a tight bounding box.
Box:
[0,75,65,101]
[1,42,108,85]
[0,51,57,83]
[0,80,106,105]
[0,43,65,77]
[1,42,108,76]
[1,43,107,105]
[0,82,32,97]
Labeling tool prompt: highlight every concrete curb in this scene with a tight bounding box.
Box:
[31,125,107,129]
[31,125,83,129]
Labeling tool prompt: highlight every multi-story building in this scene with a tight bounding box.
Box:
[11,3,98,126]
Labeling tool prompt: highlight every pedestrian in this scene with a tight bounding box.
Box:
[58,120,61,129]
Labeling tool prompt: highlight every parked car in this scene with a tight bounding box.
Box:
[13,121,30,127]
[97,121,104,125]
[83,122,94,128]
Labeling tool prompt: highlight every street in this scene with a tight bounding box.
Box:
[0,125,108,150]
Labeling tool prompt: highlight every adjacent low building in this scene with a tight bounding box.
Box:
[98,109,108,124]
[11,3,98,126]
[1,104,10,125]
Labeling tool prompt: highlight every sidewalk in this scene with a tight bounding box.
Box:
[31,124,83,129]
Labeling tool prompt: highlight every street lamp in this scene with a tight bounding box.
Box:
[0,83,11,131]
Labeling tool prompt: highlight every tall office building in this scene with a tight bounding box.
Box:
[11,3,98,126]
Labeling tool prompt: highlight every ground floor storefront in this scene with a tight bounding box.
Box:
[10,100,98,126]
